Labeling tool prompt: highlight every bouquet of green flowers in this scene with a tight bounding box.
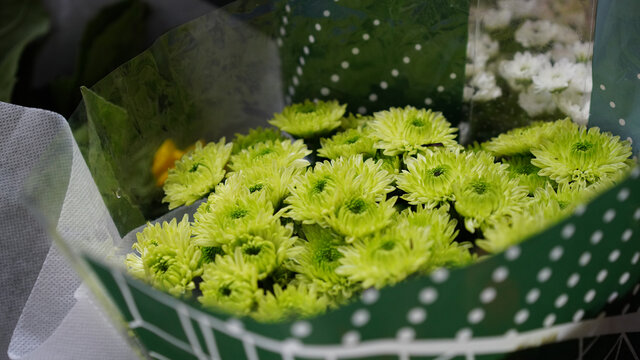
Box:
[125,99,633,322]
[18,0,640,359]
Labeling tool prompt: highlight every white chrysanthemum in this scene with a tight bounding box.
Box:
[466,58,489,78]
[518,88,556,117]
[466,72,502,102]
[550,43,573,62]
[568,62,592,93]
[499,52,550,90]
[553,90,590,125]
[469,32,499,60]
[481,8,512,31]
[498,0,538,19]
[515,20,558,48]
[569,41,593,62]
[532,59,576,93]
[465,33,498,78]
[553,24,580,44]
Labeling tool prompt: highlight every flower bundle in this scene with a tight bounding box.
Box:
[126,101,633,322]
[465,0,593,136]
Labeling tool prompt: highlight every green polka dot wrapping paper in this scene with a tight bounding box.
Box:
[22,0,640,359]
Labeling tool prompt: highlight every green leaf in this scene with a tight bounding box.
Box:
[0,0,50,102]
[53,0,149,115]
[70,3,284,235]
[80,86,147,234]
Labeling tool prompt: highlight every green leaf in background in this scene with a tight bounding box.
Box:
[0,0,50,102]
[71,4,283,235]
[53,0,149,115]
[80,86,147,234]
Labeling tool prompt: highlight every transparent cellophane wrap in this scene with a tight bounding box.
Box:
[15,0,640,359]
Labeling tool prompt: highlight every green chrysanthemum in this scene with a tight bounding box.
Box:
[477,188,565,253]
[225,164,303,208]
[125,215,202,297]
[375,153,402,175]
[192,183,279,246]
[340,113,372,131]
[453,162,529,232]
[336,224,430,289]
[317,127,377,160]
[269,100,346,138]
[229,139,311,172]
[232,127,287,154]
[482,120,575,157]
[162,139,233,209]
[369,106,458,156]
[478,211,555,254]
[236,238,278,279]
[201,245,226,264]
[531,124,632,186]
[538,180,619,214]
[253,282,332,322]
[285,155,395,225]
[397,149,464,208]
[399,206,474,271]
[326,195,398,242]
[199,249,260,316]
[288,225,352,299]
[503,154,550,194]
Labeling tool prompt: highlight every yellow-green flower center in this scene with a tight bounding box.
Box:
[249,183,264,193]
[189,163,201,172]
[202,246,224,263]
[345,135,360,144]
[314,246,341,264]
[230,208,249,219]
[296,103,317,114]
[256,148,274,157]
[430,165,446,177]
[572,141,594,152]
[219,286,232,297]
[410,117,425,127]
[312,178,329,194]
[471,180,489,195]
[346,198,367,214]
[380,240,396,251]
[243,244,263,256]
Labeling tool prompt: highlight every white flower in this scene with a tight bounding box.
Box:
[498,0,538,19]
[568,62,592,93]
[467,33,499,60]
[482,8,512,31]
[532,58,576,93]
[569,41,593,62]
[463,86,474,102]
[518,88,556,117]
[499,51,550,90]
[465,61,484,78]
[515,20,557,48]
[467,72,502,102]
[554,89,590,125]
[553,24,580,44]
[549,43,569,62]
[465,33,498,77]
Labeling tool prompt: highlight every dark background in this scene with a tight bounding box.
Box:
[7,0,234,118]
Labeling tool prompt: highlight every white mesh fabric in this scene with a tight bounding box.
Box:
[0,102,137,360]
